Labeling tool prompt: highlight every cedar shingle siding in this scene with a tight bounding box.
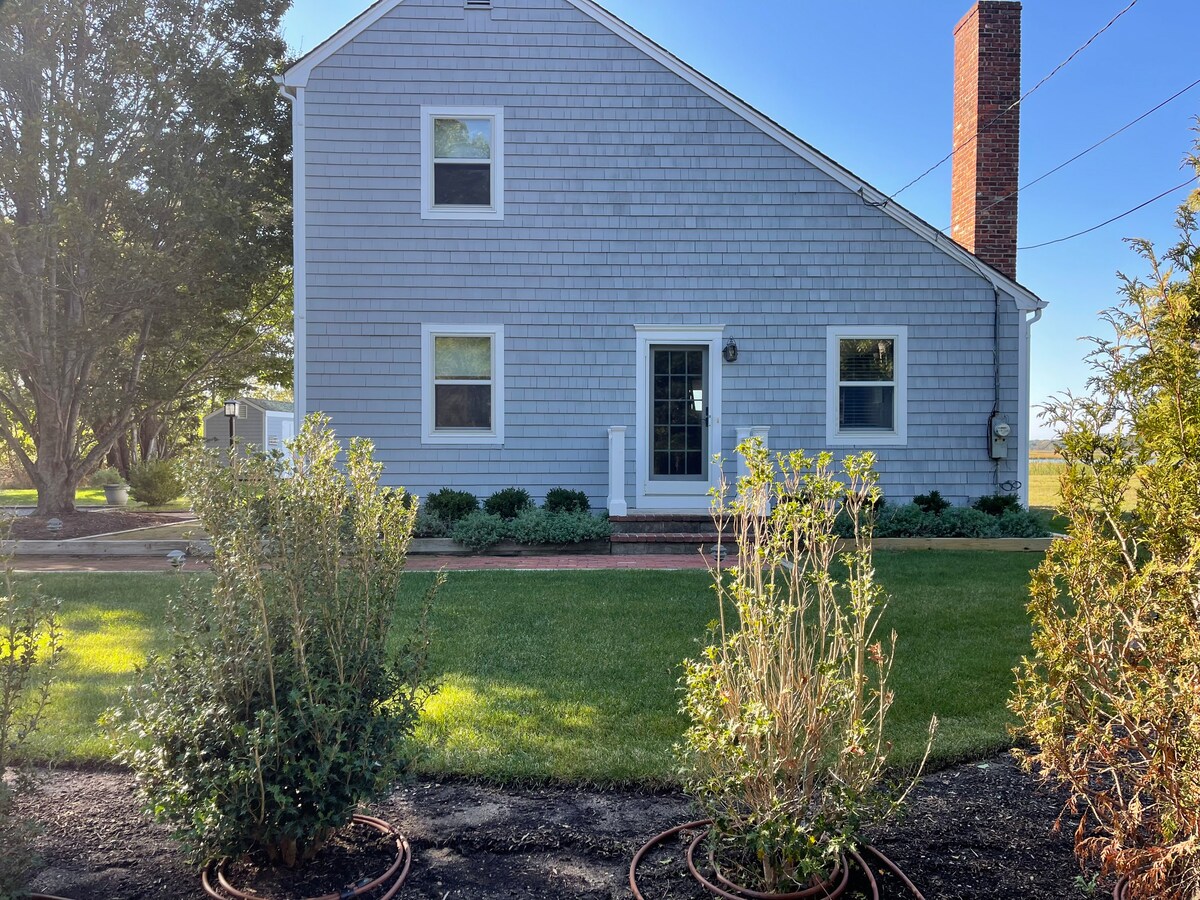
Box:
[295,0,1032,507]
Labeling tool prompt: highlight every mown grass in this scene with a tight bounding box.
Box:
[0,487,191,511]
[1028,460,1067,533]
[0,488,109,507]
[18,554,1040,784]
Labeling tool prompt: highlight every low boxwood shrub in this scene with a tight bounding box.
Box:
[127,458,184,505]
[508,509,611,545]
[111,415,438,867]
[424,488,478,524]
[995,508,1046,537]
[88,466,124,488]
[413,509,449,538]
[876,503,1047,538]
[972,492,1022,516]
[543,487,589,514]
[875,503,938,537]
[483,487,533,520]
[939,506,1001,538]
[451,510,507,550]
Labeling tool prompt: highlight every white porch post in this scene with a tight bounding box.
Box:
[607,426,628,516]
[734,426,770,481]
[735,427,752,482]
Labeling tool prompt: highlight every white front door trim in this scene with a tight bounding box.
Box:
[634,325,724,510]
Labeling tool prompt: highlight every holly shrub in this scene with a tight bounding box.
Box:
[543,487,589,514]
[1011,199,1200,899]
[112,415,438,867]
[482,486,533,520]
[679,440,935,892]
[0,533,63,895]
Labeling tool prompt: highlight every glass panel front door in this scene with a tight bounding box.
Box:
[650,346,707,481]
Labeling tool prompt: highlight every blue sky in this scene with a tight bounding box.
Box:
[281,0,1200,439]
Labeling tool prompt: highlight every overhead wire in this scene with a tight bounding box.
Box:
[941,76,1200,231]
[888,0,1140,201]
[1017,176,1199,250]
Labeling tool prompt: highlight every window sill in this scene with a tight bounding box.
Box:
[421,207,504,222]
[421,432,504,446]
[827,431,908,447]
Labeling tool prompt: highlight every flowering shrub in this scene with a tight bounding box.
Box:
[112,415,437,866]
[679,441,934,892]
[1011,208,1200,899]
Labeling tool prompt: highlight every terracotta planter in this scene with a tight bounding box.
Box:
[103,484,129,507]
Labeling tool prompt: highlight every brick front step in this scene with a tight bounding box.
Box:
[610,531,732,556]
[609,514,728,536]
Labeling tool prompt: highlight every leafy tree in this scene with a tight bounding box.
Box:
[0,0,291,514]
[1011,159,1200,900]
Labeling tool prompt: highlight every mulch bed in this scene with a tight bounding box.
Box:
[4,510,187,540]
[25,753,1096,900]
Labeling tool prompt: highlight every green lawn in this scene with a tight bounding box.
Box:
[1028,460,1067,533]
[0,487,108,507]
[0,487,191,510]
[19,553,1040,784]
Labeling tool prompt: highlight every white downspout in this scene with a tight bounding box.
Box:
[1018,306,1043,508]
[276,79,306,434]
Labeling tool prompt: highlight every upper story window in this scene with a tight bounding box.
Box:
[826,326,908,447]
[421,107,504,221]
[421,323,505,444]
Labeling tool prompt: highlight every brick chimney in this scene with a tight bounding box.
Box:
[950,1,1021,280]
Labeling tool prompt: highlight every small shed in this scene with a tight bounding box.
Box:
[202,398,295,457]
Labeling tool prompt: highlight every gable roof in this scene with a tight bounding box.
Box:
[280,0,1046,312]
[243,398,294,414]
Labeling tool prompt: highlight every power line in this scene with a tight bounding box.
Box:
[889,0,1140,201]
[1018,176,1198,251]
[943,76,1200,231]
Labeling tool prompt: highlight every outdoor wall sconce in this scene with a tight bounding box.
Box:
[722,338,739,362]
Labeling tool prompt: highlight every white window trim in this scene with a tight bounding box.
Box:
[826,325,908,447]
[421,323,505,445]
[634,325,724,510]
[420,107,504,221]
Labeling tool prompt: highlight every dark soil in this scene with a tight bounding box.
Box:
[5,510,189,540]
[25,753,1097,900]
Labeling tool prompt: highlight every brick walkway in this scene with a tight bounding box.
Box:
[10,552,711,573]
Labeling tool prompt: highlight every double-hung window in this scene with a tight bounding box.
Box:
[421,324,504,444]
[421,108,504,220]
[826,326,907,446]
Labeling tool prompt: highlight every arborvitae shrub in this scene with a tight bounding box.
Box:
[1011,199,1200,900]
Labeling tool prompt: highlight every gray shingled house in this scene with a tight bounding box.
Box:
[276,0,1045,518]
